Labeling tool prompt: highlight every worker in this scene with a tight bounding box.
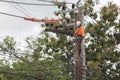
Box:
[73,21,84,52]
[73,21,84,37]
[65,21,84,48]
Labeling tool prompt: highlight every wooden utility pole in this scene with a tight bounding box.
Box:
[73,1,86,80]
[45,0,86,80]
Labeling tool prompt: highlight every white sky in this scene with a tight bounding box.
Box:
[0,0,119,44]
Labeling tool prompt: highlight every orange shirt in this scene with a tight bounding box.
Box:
[74,26,84,37]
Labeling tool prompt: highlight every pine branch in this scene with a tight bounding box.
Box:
[0,71,42,80]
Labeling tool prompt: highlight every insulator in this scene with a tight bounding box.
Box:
[62,6,66,10]
[72,4,75,9]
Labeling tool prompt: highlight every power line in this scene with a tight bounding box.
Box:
[11,0,35,17]
[0,0,55,6]
[1,0,47,24]
[0,11,24,18]
[9,2,31,17]
[10,0,41,25]
[15,3,35,17]
[37,0,74,4]
[0,11,61,22]
[37,0,54,3]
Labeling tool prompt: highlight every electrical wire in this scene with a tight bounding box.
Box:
[0,11,61,23]
[12,0,35,17]
[9,2,31,17]
[0,0,55,6]
[37,0,74,4]
[5,0,46,25]
[14,3,34,17]
[11,0,35,17]
[37,0,54,3]
[10,0,41,25]
[0,11,24,18]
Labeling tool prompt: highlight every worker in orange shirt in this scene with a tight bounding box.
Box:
[73,21,84,37]
[73,21,84,52]
[65,21,84,48]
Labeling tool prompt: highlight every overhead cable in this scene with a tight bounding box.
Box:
[9,2,31,17]
[0,0,55,6]
[11,0,41,25]
[37,0,54,3]
[37,0,74,4]
[0,11,61,22]
[11,0,34,17]
[14,3,34,17]
[0,11,23,18]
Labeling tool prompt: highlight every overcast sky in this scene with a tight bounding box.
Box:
[0,0,119,44]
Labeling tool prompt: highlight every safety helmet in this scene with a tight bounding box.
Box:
[76,21,81,27]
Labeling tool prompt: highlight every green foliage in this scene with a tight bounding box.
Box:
[0,36,16,51]
[0,32,73,80]
[84,0,120,80]
[0,0,119,80]
[83,0,97,19]
[100,2,118,22]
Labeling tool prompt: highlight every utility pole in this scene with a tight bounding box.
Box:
[74,7,86,80]
[45,0,86,80]
[73,0,86,80]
